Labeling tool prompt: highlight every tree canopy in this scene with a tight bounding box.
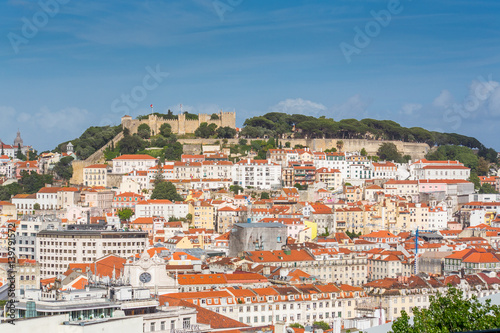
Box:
[117,208,134,221]
[390,287,500,333]
[56,125,122,160]
[118,132,147,155]
[151,181,183,201]
[216,126,237,139]
[195,122,218,138]
[377,143,404,163]
[240,113,496,156]
[53,156,74,181]
[137,123,151,139]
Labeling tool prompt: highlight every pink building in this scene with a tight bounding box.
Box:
[15,161,40,179]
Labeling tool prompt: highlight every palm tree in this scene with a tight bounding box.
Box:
[336,140,344,152]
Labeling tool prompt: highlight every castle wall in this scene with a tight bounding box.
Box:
[121,112,236,136]
[177,138,430,160]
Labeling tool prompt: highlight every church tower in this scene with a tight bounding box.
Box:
[14,130,23,148]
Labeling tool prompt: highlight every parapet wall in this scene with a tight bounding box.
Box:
[178,138,430,160]
[122,111,236,135]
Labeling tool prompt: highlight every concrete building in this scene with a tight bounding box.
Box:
[228,223,287,257]
[15,215,62,260]
[36,229,148,278]
[232,159,282,190]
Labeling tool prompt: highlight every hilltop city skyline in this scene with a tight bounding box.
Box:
[2,1,500,150]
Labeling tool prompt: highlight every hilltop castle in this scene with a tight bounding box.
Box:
[121,111,236,135]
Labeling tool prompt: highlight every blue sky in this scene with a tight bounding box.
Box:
[1,0,500,151]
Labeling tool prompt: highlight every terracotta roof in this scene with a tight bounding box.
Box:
[463,252,500,263]
[160,296,248,329]
[244,250,314,263]
[113,154,158,160]
[85,164,109,169]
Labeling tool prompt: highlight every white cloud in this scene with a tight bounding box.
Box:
[0,106,16,118]
[432,89,454,109]
[18,107,91,133]
[400,103,422,115]
[431,79,500,119]
[329,94,371,119]
[488,86,500,116]
[271,98,327,117]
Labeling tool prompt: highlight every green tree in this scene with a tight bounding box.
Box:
[151,181,183,201]
[56,125,122,160]
[345,230,361,239]
[16,143,25,160]
[313,321,330,331]
[210,113,220,120]
[53,156,74,182]
[33,203,40,210]
[164,142,183,161]
[260,192,270,199]
[360,148,367,156]
[390,287,500,333]
[184,112,199,120]
[119,134,147,155]
[216,126,237,139]
[477,156,490,176]
[294,183,304,190]
[377,143,403,162]
[336,140,344,152]
[479,183,498,194]
[117,208,134,221]
[230,185,244,195]
[285,142,291,148]
[0,182,23,201]
[469,171,481,190]
[289,324,304,329]
[159,123,172,137]
[19,171,53,194]
[195,122,218,138]
[137,123,151,139]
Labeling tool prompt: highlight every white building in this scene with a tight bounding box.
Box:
[112,154,158,174]
[313,152,348,178]
[372,161,398,180]
[232,159,281,190]
[410,159,470,180]
[36,229,148,278]
[135,200,189,220]
[427,206,448,230]
[0,156,15,179]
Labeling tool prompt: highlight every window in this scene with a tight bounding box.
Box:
[150,322,156,331]
[160,322,165,330]
[183,318,191,329]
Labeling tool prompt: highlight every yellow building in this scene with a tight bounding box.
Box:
[189,200,216,230]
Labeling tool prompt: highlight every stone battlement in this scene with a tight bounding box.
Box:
[121,111,236,135]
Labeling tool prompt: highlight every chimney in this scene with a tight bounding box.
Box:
[275,321,286,333]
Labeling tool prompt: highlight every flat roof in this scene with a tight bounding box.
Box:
[234,223,286,228]
[37,230,148,238]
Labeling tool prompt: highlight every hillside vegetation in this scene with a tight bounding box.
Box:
[53,113,497,165]
[55,125,122,160]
